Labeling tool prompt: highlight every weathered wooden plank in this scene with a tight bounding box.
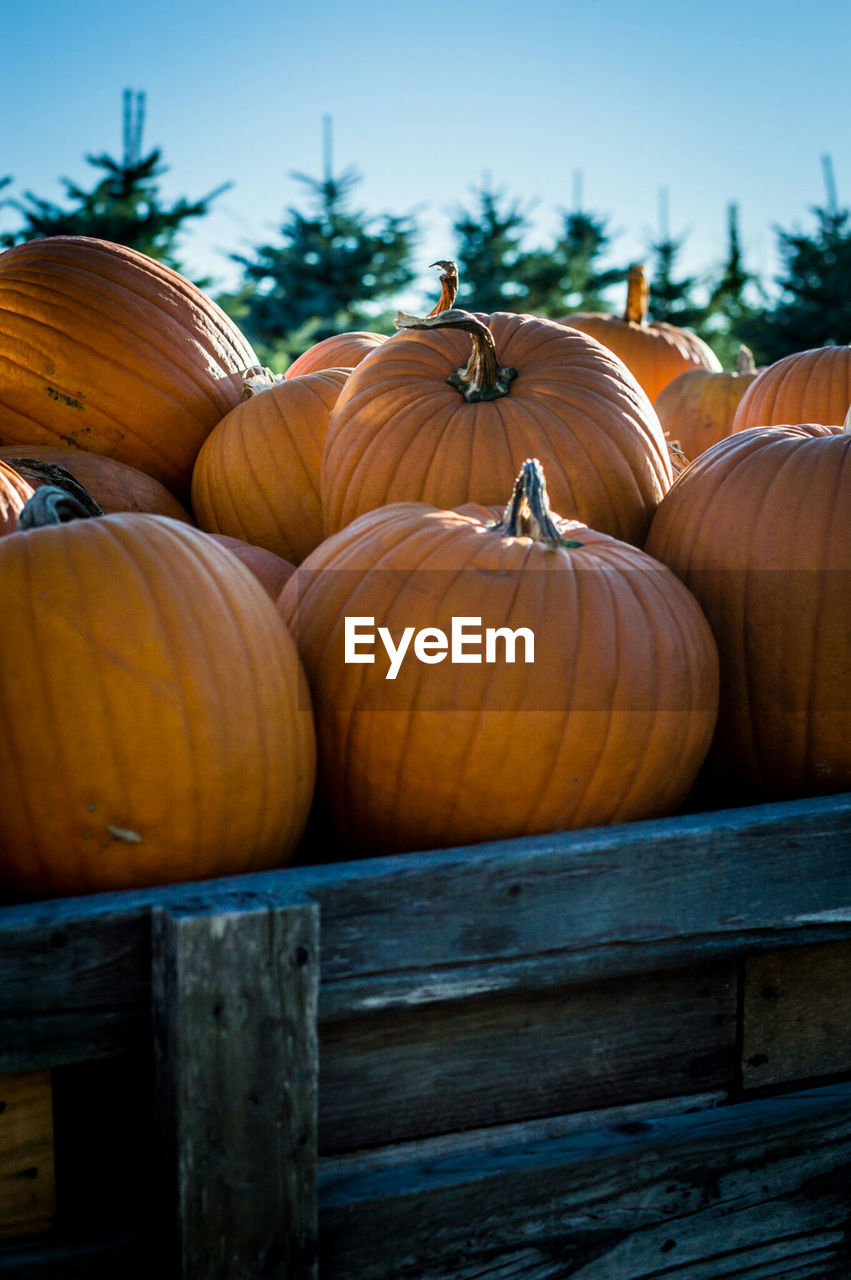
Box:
[0,1072,54,1240]
[0,794,848,1071]
[320,962,737,1152]
[742,939,851,1090]
[151,899,319,1280]
[318,1082,851,1280]
[0,1233,153,1277]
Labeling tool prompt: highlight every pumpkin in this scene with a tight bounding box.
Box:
[0,460,34,536]
[192,367,349,565]
[654,346,759,461]
[562,263,721,403]
[204,533,296,600]
[644,421,851,801]
[321,308,673,547]
[281,459,718,855]
[0,236,258,500]
[0,446,193,522]
[732,344,851,433]
[0,496,315,896]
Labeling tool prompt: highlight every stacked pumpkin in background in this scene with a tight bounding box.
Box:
[0,235,847,900]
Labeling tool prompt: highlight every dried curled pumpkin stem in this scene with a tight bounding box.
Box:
[736,344,756,373]
[6,458,103,516]
[493,458,583,548]
[623,263,649,326]
[241,364,285,400]
[17,484,99,529]
[394,308,518,403]
[426,260,459,316]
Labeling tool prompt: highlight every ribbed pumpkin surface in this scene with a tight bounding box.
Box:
[192,368,348,565]
[285,331,385,378]
[0,514,315,895]
[563,313,722,404]
[645,424,850,800]
[0,236,258,500]
[732,345,851,432]
[0,445,192,522]
[654,365,759,460]
[280,500,718,854]
[322,313,673,547]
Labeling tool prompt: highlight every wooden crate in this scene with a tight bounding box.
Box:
[0,792,849,1278]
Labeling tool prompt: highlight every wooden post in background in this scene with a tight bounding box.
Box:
[151,898,319,1279]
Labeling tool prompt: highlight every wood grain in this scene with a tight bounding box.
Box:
[0,1071,54,1240]
[151,899,319,1280]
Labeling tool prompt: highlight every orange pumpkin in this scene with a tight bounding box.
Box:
[645,422,850,801]
[0,446,193,522]
[204,532,296,600]
[732,344,851,433]
[563,263,721,403]
[654,346,759,461]
[322,308,673,547]
[0,459,34,536]
[0,236,258,500]
[281,459,718,855]
[192,367,349,565]
[285,332,384,379]
[0,503,315,896]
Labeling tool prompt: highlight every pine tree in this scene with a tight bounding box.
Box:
[755,157,851,361]
[705,203,765,367]
[0,92,226,273]
[451,180,532,312]
[233,118,417,366]
[524,195,624,317]
[647,189,708,333]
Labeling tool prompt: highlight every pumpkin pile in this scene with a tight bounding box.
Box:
[0,235,847,901]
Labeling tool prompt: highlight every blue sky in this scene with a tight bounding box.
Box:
[3,0,849,308]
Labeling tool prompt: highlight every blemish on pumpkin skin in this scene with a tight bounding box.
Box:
[44,386,85,411]
[107,825,143,843]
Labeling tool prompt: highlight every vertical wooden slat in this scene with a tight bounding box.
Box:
[151,898,319,1279]
[0,1070,54,1240]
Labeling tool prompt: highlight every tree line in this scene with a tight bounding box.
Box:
[3,94,849,372]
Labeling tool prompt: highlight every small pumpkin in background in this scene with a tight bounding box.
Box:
[0,492,315,897]
[0,446,193,522]
[282,459,718,856]
[322,307,673,547]
[654,345,759,461]
[192,366,349,565]
[732,343,851,433]
[0,459,34,536]
[204,533,295,600]
[0,235,257,501]
[645,418,851,802]
[563,263,721,403]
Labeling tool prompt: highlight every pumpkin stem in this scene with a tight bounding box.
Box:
[5,459,103,515]
[737,344,756,373]
[17,484,99,529]
[843,405,851,436]
[394,308,518,403]
[492,458,583,548]
[623,263,649,326]
[241,365,285,400]
[426,260,459,316]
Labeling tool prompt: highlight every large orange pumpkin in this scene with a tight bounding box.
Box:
[0,236,258,500]
[654,346,759,461]
[281,459,718,855]
[645,422,850,801]
[0,446,193,522]
[284,332,384,379]
[192,366,349,565]
[0,503,315,896]
[563,263,721,403]
[322,308,673,547]
[0,459,34,536]
[732,344,851,433]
